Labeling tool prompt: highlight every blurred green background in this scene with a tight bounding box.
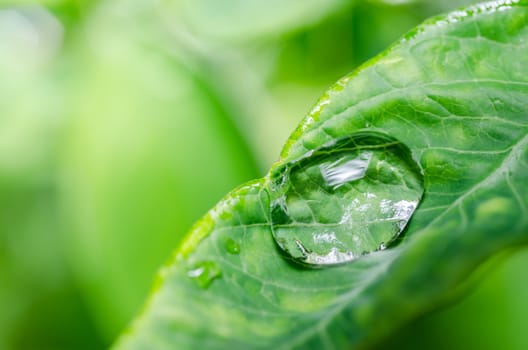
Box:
[1,0,527,349]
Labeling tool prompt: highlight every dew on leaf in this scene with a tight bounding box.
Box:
[269,131,424,266]
[187,261,222,289]
[225,238,240,254]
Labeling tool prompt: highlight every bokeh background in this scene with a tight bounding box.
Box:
[1,0,527,349]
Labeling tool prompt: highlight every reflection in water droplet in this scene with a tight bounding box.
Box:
[320,151,372,189]
[187,261,222,289]
[269,131,424,266]
[225,238,240,254]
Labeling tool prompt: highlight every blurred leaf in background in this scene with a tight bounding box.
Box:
[0,3,104,349]
[59,0,260,340]
[0,0,527,349]
[165,0,352,42]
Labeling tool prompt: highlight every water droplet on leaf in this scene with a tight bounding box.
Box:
[269,131,424,266]
[225,238,240,254]
[187,261,222,289]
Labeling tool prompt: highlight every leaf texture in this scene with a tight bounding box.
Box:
[115,1,528,349]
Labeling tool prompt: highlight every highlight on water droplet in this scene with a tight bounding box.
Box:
[225,238,240,254]
[269,131,424,266]
[187,261,222,289]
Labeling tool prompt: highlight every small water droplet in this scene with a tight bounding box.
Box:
[269,131,424,266]
[187,261,222,289]
[225,238,240,254]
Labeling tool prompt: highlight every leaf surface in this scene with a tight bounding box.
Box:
[115,1,528,349]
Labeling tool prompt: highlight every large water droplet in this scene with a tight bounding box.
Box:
[187,261,222,288]
[269,131,424,266]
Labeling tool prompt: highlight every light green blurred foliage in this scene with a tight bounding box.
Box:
[59,0,259,339]
[0,0,527,349]
[0,4,104,349]
[165,0,353,42]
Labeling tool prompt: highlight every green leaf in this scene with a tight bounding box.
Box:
[114,1,528,349]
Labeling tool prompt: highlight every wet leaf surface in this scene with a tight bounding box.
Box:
[115,2,528,349]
